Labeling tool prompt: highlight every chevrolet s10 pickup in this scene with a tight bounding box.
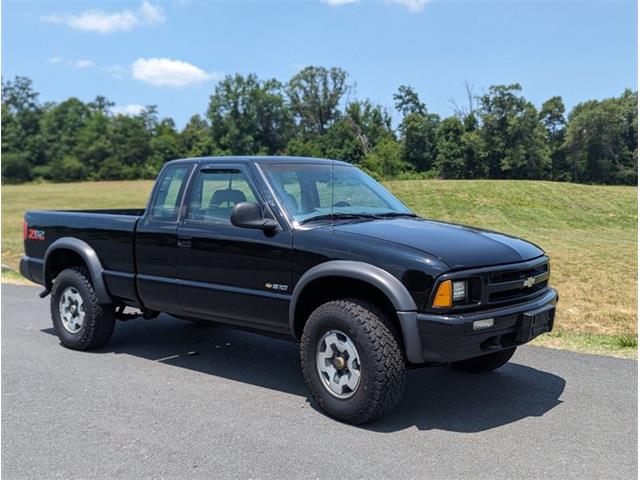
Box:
[21,156,557,423]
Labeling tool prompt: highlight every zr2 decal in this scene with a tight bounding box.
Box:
[28,229,45,241]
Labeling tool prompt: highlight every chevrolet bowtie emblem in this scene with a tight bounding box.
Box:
[523,276,536,288]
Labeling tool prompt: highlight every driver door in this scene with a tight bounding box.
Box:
[176,164,292,333]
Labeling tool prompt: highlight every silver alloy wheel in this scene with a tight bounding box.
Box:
[58,287,86,334]
[316,330,362,399]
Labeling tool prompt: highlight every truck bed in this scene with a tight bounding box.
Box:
[53,208,146,215]
[22,209,144,299]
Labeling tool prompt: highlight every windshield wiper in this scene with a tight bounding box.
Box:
[299,212,379,225]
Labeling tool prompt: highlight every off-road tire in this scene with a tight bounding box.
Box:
[450,347,516,373]
[50,267,115,350]
[300,299,405,424]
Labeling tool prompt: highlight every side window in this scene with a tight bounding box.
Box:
[150,165,190,221]
[187,169,258,224]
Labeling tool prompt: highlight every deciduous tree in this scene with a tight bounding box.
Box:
[539,96,568,180]
[208,74,293,155]
[286,66,350,136]
[477,84,549,179]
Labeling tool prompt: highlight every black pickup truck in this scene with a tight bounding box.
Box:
[21,156,557,424]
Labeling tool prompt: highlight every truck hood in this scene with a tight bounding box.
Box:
[333,218,544,270]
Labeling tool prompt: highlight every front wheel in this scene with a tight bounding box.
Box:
[450,347,516,373]
[50,267,115,350]
[300,299,405,424]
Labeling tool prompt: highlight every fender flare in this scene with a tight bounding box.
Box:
[44,238,112,304]
[288,260,417,338]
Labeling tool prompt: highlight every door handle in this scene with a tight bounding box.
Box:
[177,235,192,248]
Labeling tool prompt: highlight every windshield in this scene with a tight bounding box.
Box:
[260,163,413,225]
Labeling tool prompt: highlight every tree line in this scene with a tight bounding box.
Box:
[2,67,637,185]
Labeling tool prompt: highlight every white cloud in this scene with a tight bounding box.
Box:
[41,1,165,34]
[323,0,360,5]
[48,56,94,68]
[323,0,430,12]
[138,1,166,24]
[111,104,146,116]
[103,64,128,80]
[75,60,94,68]
[386,0,431,12]
[131,58,218,87]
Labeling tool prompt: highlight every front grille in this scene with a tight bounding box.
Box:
[426,256,551,313]
[489,280,548,302]
[488,263,548,284]
[487,261,549,304]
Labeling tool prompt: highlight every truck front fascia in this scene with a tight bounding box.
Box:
[411,287,559,363]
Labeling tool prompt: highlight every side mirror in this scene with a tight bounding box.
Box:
[230,202,278,231]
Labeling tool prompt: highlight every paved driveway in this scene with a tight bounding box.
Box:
[2,284,637,479]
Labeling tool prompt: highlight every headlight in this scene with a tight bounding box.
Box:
[433,279,469,308]
[452,280,467,301]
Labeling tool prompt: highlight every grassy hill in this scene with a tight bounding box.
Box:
[2,179,637,356]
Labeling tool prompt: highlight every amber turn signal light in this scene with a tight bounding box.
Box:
[433,280,452,308]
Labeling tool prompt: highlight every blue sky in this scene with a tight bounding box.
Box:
[2,0,637,127]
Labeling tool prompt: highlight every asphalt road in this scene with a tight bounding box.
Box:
[2,283,637,479]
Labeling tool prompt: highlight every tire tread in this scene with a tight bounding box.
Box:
[301,298,405,424]
[50,267,115,350]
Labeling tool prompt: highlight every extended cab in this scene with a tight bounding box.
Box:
[21,156,558,424]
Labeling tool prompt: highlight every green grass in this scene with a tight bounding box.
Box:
[1,268,32,285]
[531,332,638,359]
[2,178,637,357]
[615,334,638,349]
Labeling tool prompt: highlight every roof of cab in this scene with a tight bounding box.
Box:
[166,156,351,167]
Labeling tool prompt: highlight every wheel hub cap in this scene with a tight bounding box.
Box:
[316,330,362,399]
[333,356,346,370]
[59,287,85,334]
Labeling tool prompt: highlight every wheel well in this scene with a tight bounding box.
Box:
[292,276,403,341]
[46,249,86,286]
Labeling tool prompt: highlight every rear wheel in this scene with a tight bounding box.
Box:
[300,299,405,424]
[450,347,516,373]
[50,267,115,350]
